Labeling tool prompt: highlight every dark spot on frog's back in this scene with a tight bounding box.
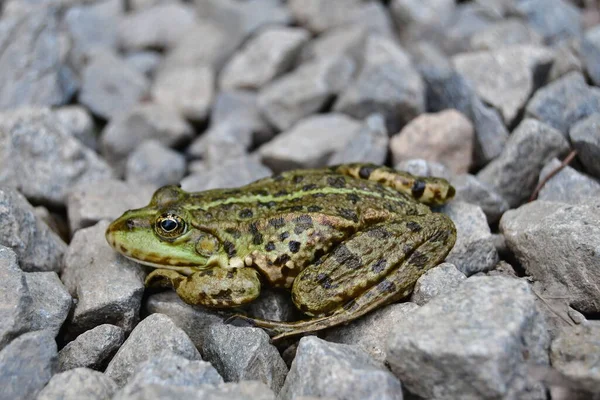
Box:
[265,242,275,252]
[293,175,304,183]
[409,251,429,269]
[346,193,360,204]
[279,231,290,241]
[307,205,322,212]
[289,241,301,253]
[302,183,317,191]
[226,271,235,279]
[406,221,422,232]
[274,190,288,197]
[249,222,263,245]
[316,273,333,289]
[411,180,426,198]
[337,208,359,223]
[269,217,285,228]
[377,280,396,293]
[290,205,304,212]
[372,259,387,273]
[367,226,391,239]
[274,253,291,265]
[359,165,374,179]
[239,209,253,219]
[327,176,346,188]
[333,244,363,269]
[223,241,236,257]
[225,228,241,239]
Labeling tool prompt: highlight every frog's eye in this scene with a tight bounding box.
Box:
[155,213,187,239]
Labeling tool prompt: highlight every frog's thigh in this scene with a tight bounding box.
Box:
[146,267,261,308]
[292,213,456,317]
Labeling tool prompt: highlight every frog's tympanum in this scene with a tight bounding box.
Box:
[106,163,456,340]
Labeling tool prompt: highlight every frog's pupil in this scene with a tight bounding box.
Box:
[161,218,178,232]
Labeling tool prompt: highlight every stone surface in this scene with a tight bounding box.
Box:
[300,25,367,64]
[0,108,113,207]
[387,276,550,400]
[442,201,499,276]
[0,187,67,273]
[259,114,361,172]
[569,113,600,178]
[201,325,287,392]
[244,288,299,323]
[0,331,57,400]
[439,3,497,55]
[67,179,156,233]
[410,262,466,306]
[105,313,201,387]
[181,157,272,192]
[548,39,583,83]
[470,19,543,51]
[323,302,419,364]
[54,106,97,150]
[477,119,570,207]
[126,140,186,187]
[58,324,125,372]
[453,45,554,125]
[118,3,196,51]
[500,201,600,314]
[391,0,456,42]
[220,27,309,90]
[451,173,510,224]
[328,113,389,166]
[390,110,474,174]
[537,158,600,204]
[37,368,118,400]
[125,51,162,78]
[113,380,276,400]
[25,272,71,337]
[526,72,600,136]
[280,336,402,400]
[62,221,145,335]
[258,56,356,131]
[582,26,600,86]
[0,6,76,110]
[152,64,215,121]
[79,51,150,120]
[0,246,31,351]
[395,159,452,181]
[334,35,425,134]
[513,0,582,46]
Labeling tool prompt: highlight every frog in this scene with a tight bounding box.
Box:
[106,163,457,341]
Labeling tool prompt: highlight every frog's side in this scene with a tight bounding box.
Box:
[106,163,456,340]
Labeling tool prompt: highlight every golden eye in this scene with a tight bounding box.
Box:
[155,213,186,239]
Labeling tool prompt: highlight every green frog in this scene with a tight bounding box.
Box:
[106,163,456,340]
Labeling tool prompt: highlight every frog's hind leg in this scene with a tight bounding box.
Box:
[333,163,455,206]
[232,213,456,342]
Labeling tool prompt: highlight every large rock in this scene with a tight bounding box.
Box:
[391,0,456,42]
[105,313,201,387]
[0,6,76,110]
[62,221,145,335]
[569,113,600,179]
[328,113,389,166]
[470,19,543,51]
[500,201,600,314]
[410,262,466,306]
[181,157,272,192]
[0,187,67,273]
[513,0,582,46]
[25,272,71,338]
[451,174,509,224]
[477,119,569,208]
[36,368,118,400]
[0,108,113,207]
[54,106,97,150]
[113,381,276,400]
[58,324,124,372]
[582,26,600,86]
[0,246,31,351]
[387,276,550,400]
[280,336,403,400]
[537,158,600,205]
[453,45,554,125]
[125,140,187,187]
[334,35,425,134]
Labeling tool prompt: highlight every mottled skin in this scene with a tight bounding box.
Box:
[106,163,457,340]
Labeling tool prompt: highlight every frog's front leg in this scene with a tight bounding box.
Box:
[145,267,261,308]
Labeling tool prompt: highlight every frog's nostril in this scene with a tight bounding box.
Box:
[126,219,135,230]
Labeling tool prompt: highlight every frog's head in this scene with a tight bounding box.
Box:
[105,185,223,270]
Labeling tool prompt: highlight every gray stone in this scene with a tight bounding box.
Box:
[328,113,389,166]
[280,336,403,400]
[548,38,583,82]
[513,0,582,46]
[323,302,419,364]
[390,109,474,174]
[113,380,276,400]
[126,140,186,187]
[334,35,425,134]
[64,0,122,72]
[25,272,71,337]
[220,27,309,90]
[244,288,299,323]
[118,351,222,396]
[118,3,196,51]
[54,106,97,150]
[451,174,510,224]
[387,276,550,400]
[0,6,76,110]
[394,159,452,181]
[442,201,499,276]
[453,45,554,125]
[0,246,31,351]
[500,201,600,314]
[190,131,249,168]
[391,0,456,42]
[410,262,466,306]
[477,119,570,207]
[105,313,201,387]
[300,25,367,65]
[62,221,145,335]
[145,291,227,350]
[0,331,57,400]
[526,72,600,136]
[67,179,156,233]
[441,3,498,55]
[129,0,179,10]
[259,114,361,172]
[101,103,193,171]
[569,113,600,178]
[201,325,287,392]
[152,64,215,122]
[423,68,509,167]
[181,157,272,192]
[258,56,356,131]
[79,50,150,120]
[125,51,162,78]
[470,19,543,50]
[583,26,600,86]
[537,158,600,204]
[37,368,118,400]
[58,324,125,372]
[0,187,67,272]
[0,108,114,207]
